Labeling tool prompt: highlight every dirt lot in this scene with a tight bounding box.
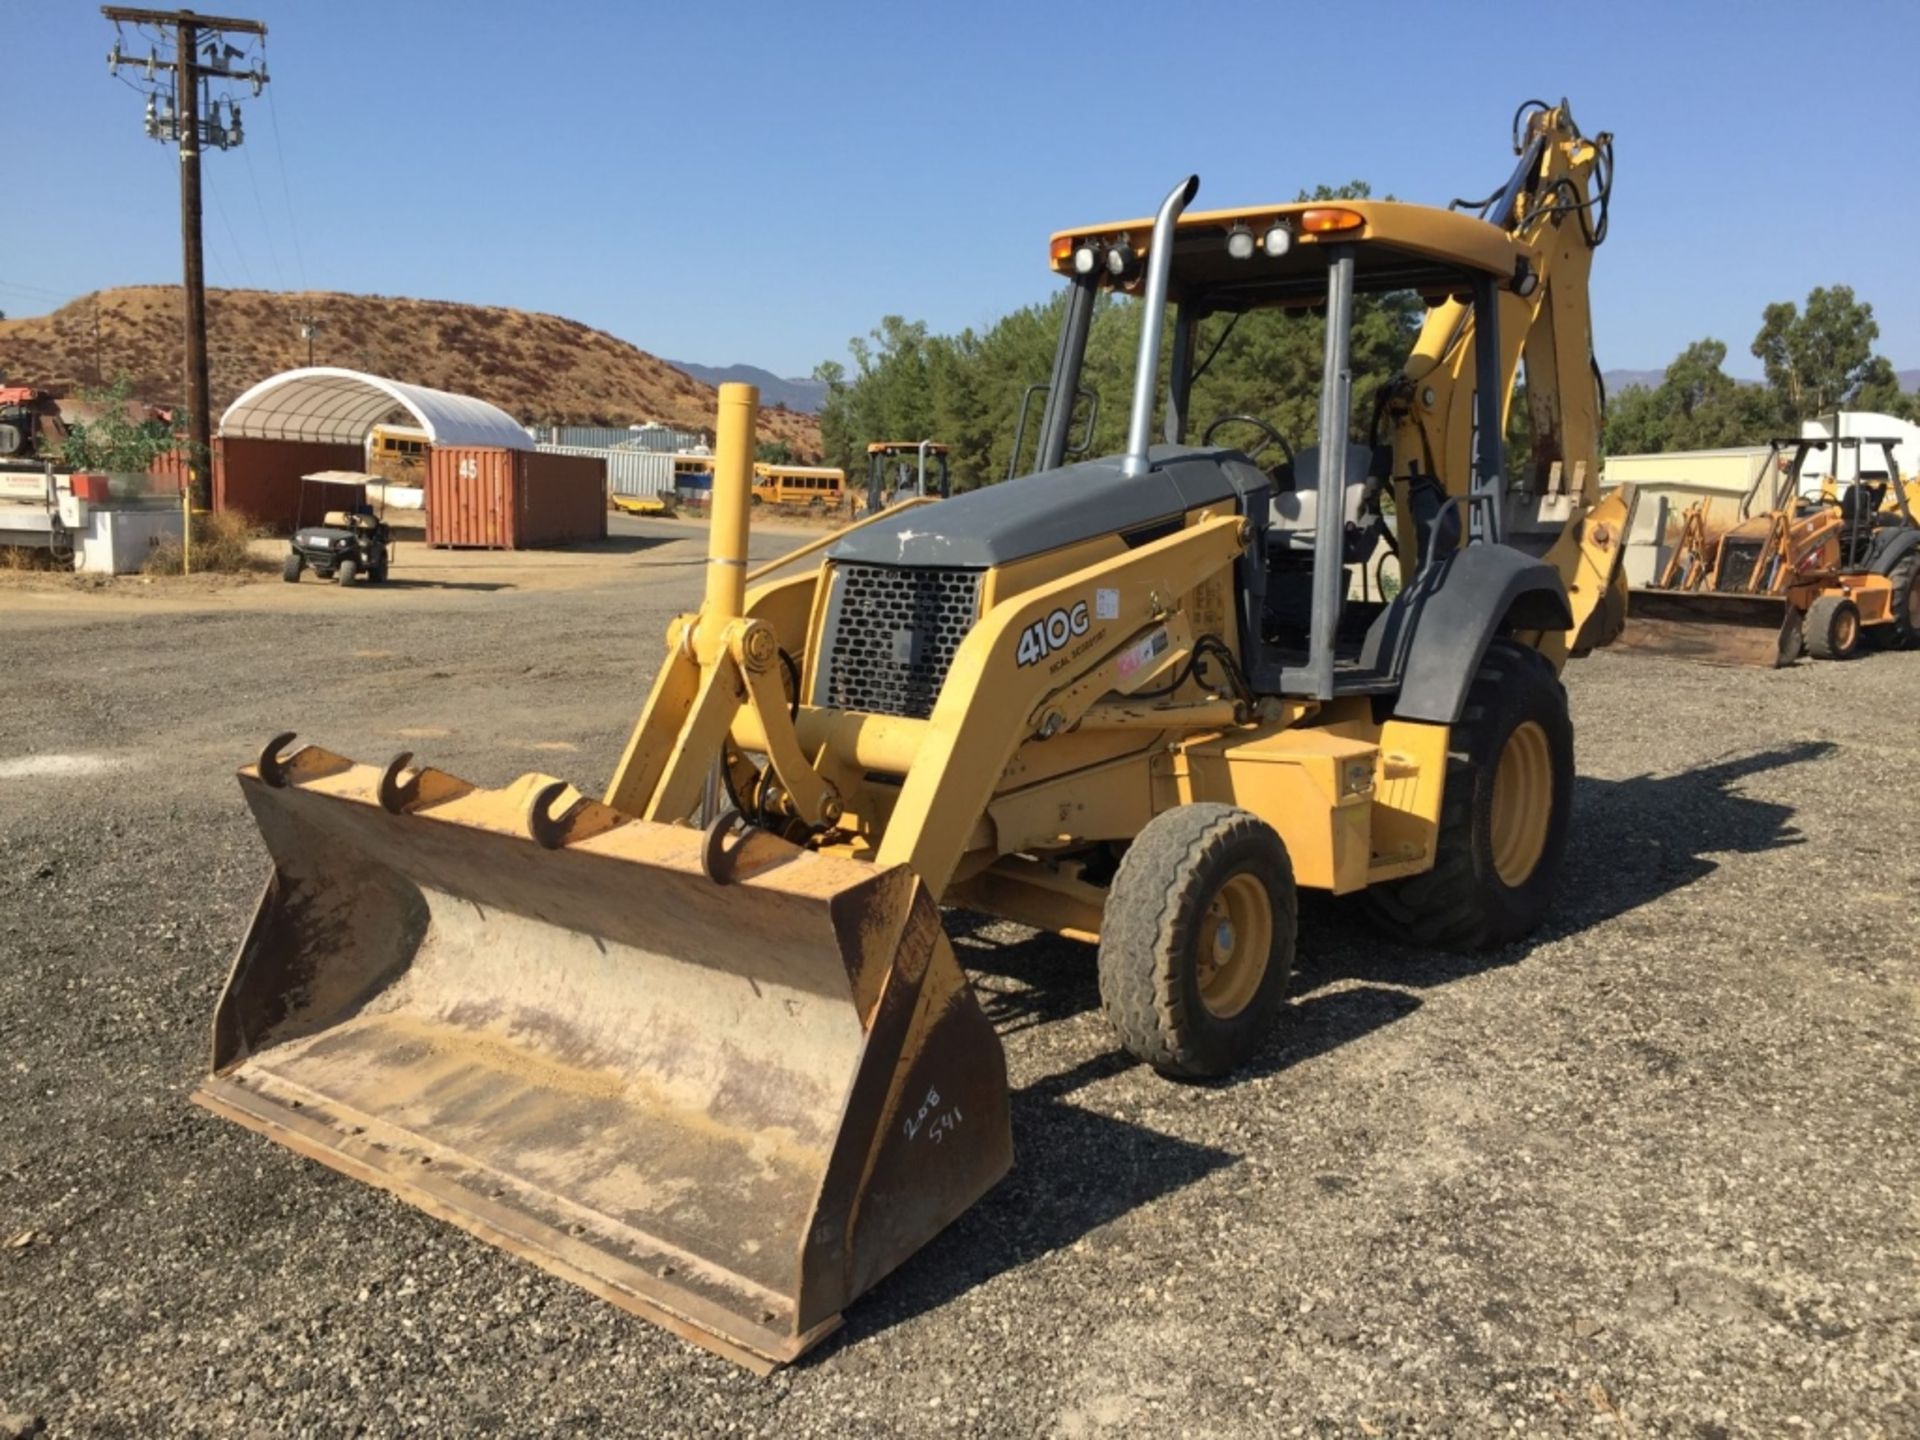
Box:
[1,518,1915,1437]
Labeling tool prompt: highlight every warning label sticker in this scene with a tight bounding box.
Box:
[1116,628,1170,681]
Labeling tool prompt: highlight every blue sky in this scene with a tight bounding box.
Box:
[9,0,1918,382]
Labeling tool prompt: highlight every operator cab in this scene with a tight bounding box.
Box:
[1768,435,1914,569]
[866,440,951,511]
[1038,195,1540,698]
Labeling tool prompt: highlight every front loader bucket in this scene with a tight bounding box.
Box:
[1619,588,1805,668]
[194,742,1012,1372]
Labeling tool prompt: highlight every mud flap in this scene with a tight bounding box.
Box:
[1619,589,1804,669]
[195,746,1012,1372]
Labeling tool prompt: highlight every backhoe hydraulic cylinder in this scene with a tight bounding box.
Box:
[700,383,759,655]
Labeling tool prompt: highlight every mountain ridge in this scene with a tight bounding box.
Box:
[0,286,822,456]
[665,360,827,414]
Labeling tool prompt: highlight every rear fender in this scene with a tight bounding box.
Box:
[1868,526,1920,576]
[1392,546,1572,724]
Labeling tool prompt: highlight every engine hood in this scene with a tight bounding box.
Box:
[827,445,1270,570]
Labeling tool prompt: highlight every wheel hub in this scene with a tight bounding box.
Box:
[1195,873,1272,1020]
[1489,720,1553,889]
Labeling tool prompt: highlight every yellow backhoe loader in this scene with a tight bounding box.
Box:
[1621,435,1920,665]
[197,100,1628,1371]
[865,439,951,512]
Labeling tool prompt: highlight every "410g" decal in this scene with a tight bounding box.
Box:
[1016,600,1090,667]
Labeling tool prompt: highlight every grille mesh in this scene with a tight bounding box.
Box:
[1714,541,1764,593]
[823,564,982,720]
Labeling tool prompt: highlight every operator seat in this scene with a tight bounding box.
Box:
[1840,479,1883,568]
[1269,442,1379,565]
[1263,441,1388,645]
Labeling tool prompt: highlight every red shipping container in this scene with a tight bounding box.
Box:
[70,473,110,503]
[426,447,607,549]
[146,448,196,494]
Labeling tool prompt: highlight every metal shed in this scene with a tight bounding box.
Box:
[220,368,534,450]
[210,368,534,530]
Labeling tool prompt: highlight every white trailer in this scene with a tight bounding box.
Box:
[0,466,184,574]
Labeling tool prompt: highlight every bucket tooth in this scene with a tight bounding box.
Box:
[196,754,1012,1370]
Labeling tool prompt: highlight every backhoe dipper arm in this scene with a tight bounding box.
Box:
[1387,101,1622,651]
[1395,102,1610,508]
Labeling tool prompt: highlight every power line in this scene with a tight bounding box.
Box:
[240,140,284,288]
[0,279,73,299]
[262,48,308,291]
[205,166,255,287]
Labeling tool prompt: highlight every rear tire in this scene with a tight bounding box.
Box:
[1364,640,1573,950]
[1805,594,1860,660]
[1098,804,1297,1079]
[282,552,302,583]
[1880,553,1918,649]
[336,558,358,586]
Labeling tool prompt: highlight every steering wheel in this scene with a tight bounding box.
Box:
[1203,413,1295,470]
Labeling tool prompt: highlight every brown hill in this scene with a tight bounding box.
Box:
[0,286,820,457]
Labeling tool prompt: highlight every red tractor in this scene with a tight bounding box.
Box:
[0,387,67,461]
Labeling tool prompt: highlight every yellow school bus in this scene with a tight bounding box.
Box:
[672,453,716,501]
[367,424,430,480]
[751,463,847,508]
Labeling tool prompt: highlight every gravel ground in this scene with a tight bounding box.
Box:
[2,521,1916,1437]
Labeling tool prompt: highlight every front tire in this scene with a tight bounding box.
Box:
[1098,804,1297,1079]
[1805,594,1860,660]
[1365,640,1573,950]
[336,558,358,585]
[281,552,302,583]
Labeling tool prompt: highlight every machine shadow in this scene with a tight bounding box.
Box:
[1298,739,1834,991]
[568,534,679,557]
[1552,738,1831,928]
[837,743,1832,1352]
[830,932,1422,1354]
[375,578,513,593]
[821,1064,1237,1355]
[953,740,1827,1019]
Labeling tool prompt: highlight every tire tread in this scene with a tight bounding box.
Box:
[1099,804,1296,1078]
[1362,640,1569,950]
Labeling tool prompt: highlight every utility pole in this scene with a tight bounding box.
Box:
[297,313,322,367]
[102,7,268,510]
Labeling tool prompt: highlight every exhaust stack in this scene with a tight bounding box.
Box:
[1121,175,1199,479]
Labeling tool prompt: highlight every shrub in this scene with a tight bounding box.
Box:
[143,509,266,575]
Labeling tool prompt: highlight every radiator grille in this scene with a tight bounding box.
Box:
[822,564,982,720]
[1714,540,1765,593]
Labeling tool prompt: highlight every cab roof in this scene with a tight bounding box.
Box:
[866,441,950,455]
[1047,199,1532,309]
